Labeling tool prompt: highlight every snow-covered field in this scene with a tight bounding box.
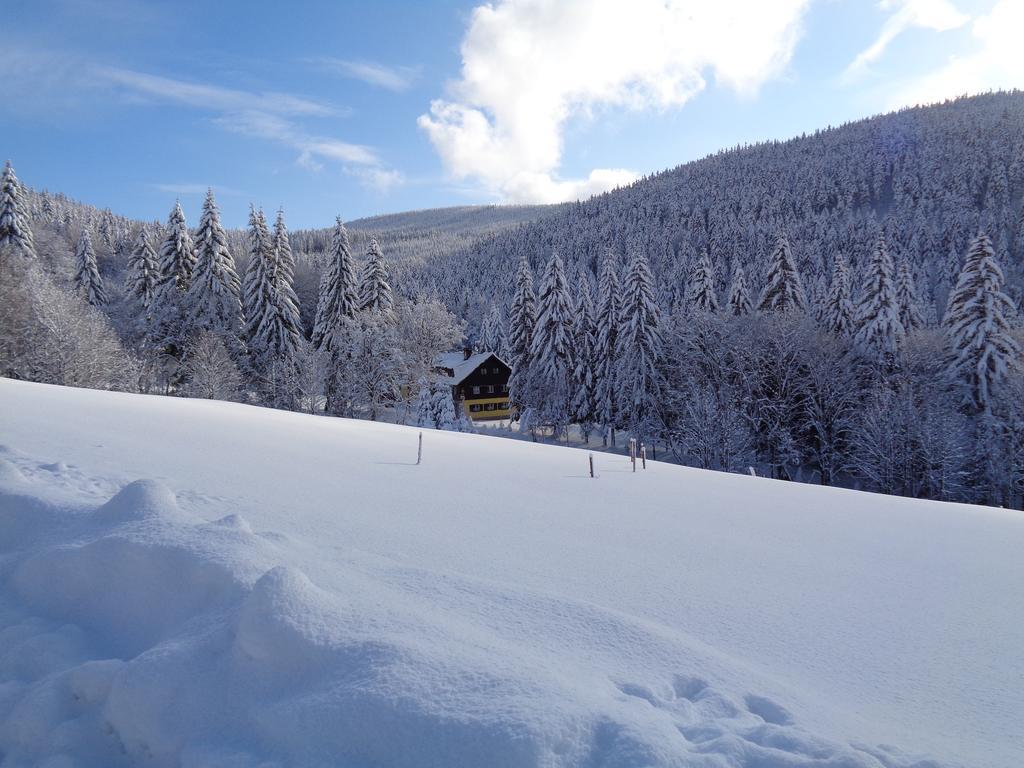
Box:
[1,378,1021,768]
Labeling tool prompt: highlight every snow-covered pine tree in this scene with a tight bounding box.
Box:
[725,264,752,317]
[358,238,394,316]
[895,256,924,331]
[241,207,273,348]
[0,161,37,260]
[616,249,663,444]
[530,252,575,434]
[156,201,197,293]
[125,228,159,309]
[943,233,1021,412]
[854,236,905,360]
[571,280,598,442]
[240,207,301,406]
[148,201,197,354]
[823,253,855,337]
[186,189,241,339]
[73,227,106,306]
[594,251,622,444]
[757,235,807,314]
[431,380,458,430]
[415,377,435,428]
[480,302,508,358]
[273,208,296,286]
[687,251,719,313]
[507,253,536,411]
[272,209,303,337]
[312,216,358,351]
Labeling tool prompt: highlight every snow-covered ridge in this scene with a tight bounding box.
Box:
[1,378,1021,767]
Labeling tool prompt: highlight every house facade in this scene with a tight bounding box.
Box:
[435,349,512,422]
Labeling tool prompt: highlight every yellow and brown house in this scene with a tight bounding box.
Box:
[435,348,512,422]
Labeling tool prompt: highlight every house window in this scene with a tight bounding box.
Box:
[499,402,508,409]
[479,367,488,375]
[472,386,481,395]
[501,384,508,393]
[486,385,494,394]
[470,404,482,412]
[485,403,495,410]
[492,367,500,374]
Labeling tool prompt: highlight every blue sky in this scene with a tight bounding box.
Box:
[2,0,1021,228]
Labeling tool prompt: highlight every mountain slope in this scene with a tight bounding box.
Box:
[414,92,1024,329]
[1,378,1021,767]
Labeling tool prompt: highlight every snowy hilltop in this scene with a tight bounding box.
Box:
[1,377,1022,767]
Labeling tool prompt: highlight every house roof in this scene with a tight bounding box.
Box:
[436,351,510,385]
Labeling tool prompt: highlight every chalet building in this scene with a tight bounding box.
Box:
[436,348,512,422]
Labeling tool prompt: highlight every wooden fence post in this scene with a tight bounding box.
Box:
[589,454,594,478]
[417,432,423,465]
[640,443,646,469]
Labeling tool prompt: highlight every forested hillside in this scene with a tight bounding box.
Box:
[415,92,1024,325]
[2,92,1022,508]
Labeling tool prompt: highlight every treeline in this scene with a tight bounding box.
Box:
[497,232,1022,507]
[0,162,466,428]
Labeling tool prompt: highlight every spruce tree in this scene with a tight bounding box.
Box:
[246,210,302,404]
[186,189,241,339]
[530,251,575,432]
[757,235,807,313]
[156,201,197,294]
[312,216,358,351]
[242,207,273,348]
[616,249,662,443]
[0,161,36,260]
[272,209,303,337]
[594,251,622,443]
[507,253,536,410]
[358,238,394,316]
[687,251,719,313]
[416,378,436,428]
[726,264,752,317]
[481,301,508,357]
[895,256,924,331]
[241,206,302,406]
[73,227,106,306]
[431,380,458,430]
[571,280,598,440]
[125,228,159,309]
[823,253,854,337]
[943,233,1020,412]
[854,237,904,360]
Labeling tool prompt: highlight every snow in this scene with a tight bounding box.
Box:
[436,350,504,384]
[1,377,1022,768]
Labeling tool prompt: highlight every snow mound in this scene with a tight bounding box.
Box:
[235,565,344,669]
[9,479,260,659]
[0,457,27,486]
[1,471,946,768]
[93,478,183,525]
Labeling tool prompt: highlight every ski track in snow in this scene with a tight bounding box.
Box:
[1,379,1021,767]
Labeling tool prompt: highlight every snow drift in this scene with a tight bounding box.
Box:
[1,378,1021,767]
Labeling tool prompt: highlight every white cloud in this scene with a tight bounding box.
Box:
[844,0,969,80]
[214,110,378,168]
[310,58,419,92]
[102,67,405,186]
[419,0,811,204]
[97,66,337,116]
[887,0,1024,108]
[345,167,406,194]
[150,183,249,197]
